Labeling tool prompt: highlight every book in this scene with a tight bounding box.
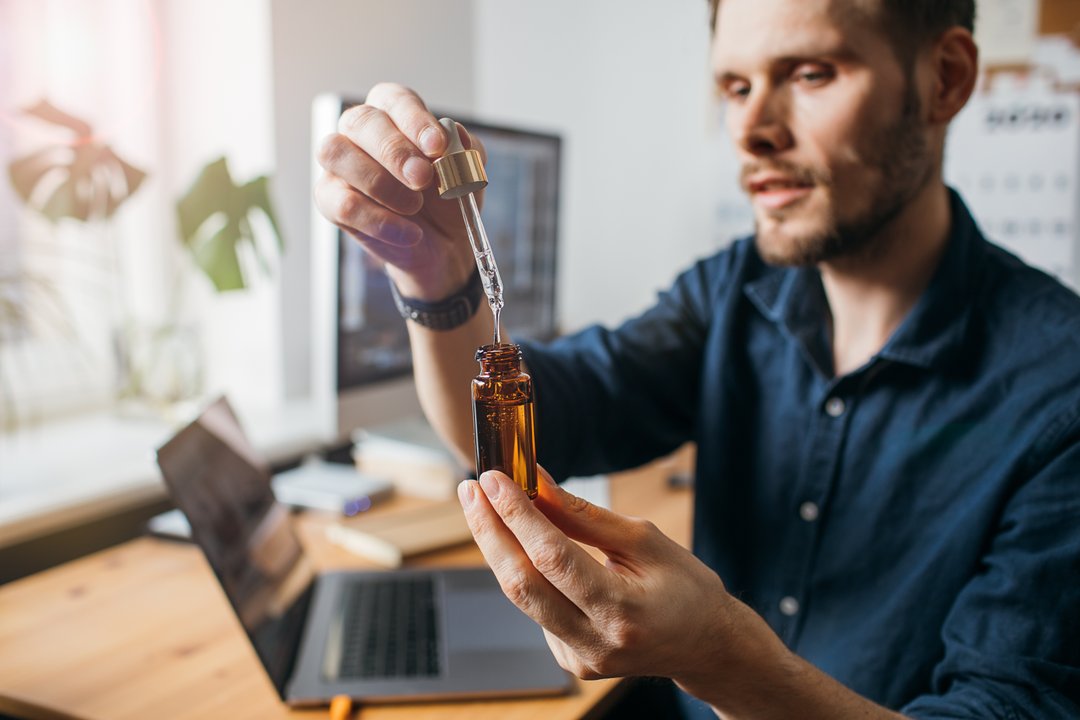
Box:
[352,417,467,500]
[324,501,472,568]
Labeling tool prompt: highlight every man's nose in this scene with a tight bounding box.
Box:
[731,89,793,155]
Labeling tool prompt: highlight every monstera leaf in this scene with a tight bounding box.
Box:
[176,157,283,292]
[7,100,146,222]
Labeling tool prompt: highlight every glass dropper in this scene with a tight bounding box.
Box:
[432,117,505,345]
[457,192,504,343]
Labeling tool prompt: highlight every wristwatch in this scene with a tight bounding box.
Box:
[389,268,485,331]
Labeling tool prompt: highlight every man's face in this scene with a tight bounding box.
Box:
[712,0,934,266]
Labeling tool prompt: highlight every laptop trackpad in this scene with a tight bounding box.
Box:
[443,574,547,652]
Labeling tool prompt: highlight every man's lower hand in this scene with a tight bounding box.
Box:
[456,467,788,703]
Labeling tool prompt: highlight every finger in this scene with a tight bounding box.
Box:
[314,174,422,247]
[338,103,434,191]
[534,469,662,567]
[457,479,595,642]
[476,470,614,613]
[316,133,423,216]
[365,82,447,158]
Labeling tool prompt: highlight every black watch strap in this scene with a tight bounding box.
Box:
[389,268,485,331]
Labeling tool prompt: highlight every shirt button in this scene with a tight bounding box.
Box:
[779,596,800,616]
[825,397,846,417]
[799,501,819,522]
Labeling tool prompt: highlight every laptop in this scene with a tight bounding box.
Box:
[155,397,570,706]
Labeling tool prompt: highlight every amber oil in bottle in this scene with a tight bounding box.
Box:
[471,343,538,499]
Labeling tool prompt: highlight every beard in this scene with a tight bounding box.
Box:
[745,87,934,267]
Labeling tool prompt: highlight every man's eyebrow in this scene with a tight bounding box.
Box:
[792,42,861,62]
[713,42,861,81]
[713,70,744,85]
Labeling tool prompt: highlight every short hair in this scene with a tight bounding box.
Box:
[707,0,976,60]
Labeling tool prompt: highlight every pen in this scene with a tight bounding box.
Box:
[329,694,352,720]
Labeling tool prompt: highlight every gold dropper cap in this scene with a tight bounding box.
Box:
[432,117,487,199]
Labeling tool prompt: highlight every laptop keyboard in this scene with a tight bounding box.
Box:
[338,577,441,679]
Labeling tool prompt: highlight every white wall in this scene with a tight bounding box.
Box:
[161,0,283,411]
[269,0,476,398]
[473,0,747,331]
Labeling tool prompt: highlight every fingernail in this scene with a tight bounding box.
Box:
[386,223,422,247]
[403,156,431,189]
[479,472,501,500]
[457,480,475,508]
[418,125,443,155]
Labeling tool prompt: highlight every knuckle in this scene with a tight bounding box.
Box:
[578,645,616,679]
[465,507,497,540]
[335,191,364,226]
[531,543,572,582]
[569,657,600,680]
[338,104,379,134]
[578,580,610,609]
[586,656,615,680]
[359,161,395,197]
[605,616,642,651]
[375,133,413,170]
[379,90,407,117]
[564,490,592,515]
[365,81,409,104]
[497,563,534,609]
[494,491,526,524]
[627,517,658,547]
[553,652,578,675]
[316,133,347,169]
[562,489,605,522]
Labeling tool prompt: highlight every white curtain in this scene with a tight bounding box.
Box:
[0,0,279,428]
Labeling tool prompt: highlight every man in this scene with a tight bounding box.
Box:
[315,0,1080,715]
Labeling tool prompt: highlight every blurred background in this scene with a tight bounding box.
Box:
[0,0,1077,578]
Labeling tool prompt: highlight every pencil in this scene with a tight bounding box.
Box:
[329,694,352,720]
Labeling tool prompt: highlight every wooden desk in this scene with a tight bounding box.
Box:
[0,453,693,720]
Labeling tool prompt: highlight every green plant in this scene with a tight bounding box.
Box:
[3,100,146,427]
[176,157,283,292]
[8,100,146,221]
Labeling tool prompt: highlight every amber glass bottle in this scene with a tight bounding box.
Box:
[471,343,538,499]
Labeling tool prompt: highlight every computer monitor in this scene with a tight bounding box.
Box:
[311,94,561,442]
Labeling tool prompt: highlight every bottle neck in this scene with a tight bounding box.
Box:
[476,343,522,377]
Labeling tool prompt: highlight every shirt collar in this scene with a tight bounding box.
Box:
[743,189,985,374]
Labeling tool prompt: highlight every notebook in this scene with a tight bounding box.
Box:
[155,396,570,706]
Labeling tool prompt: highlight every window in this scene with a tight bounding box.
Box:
[0,0,279,429]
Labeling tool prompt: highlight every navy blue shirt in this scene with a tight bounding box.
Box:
[520,191,1080,717]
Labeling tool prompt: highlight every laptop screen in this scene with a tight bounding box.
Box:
[156,397,317,696]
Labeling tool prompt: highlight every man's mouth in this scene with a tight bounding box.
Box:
[747,175,814,210]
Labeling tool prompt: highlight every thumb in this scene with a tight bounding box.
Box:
[534,467,654,561]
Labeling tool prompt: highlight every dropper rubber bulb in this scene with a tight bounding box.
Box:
[432,118,487,199]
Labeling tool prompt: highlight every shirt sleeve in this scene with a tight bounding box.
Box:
[519,249,736,481]
[901,410,1080,719]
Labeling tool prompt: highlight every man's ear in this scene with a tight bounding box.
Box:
[927,27,979,124]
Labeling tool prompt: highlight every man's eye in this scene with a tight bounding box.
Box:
[722,82,751,101]
[794,66,832,85]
